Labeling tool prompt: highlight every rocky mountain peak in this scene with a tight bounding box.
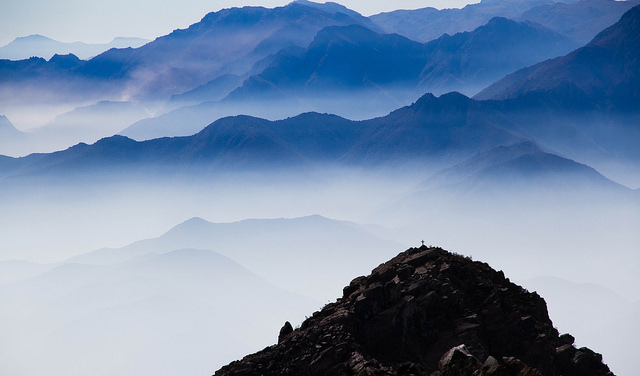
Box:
[214,246,613,376]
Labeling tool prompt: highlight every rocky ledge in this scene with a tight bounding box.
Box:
[213,246,613,376]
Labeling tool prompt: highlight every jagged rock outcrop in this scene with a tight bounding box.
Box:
[213,246,613,376]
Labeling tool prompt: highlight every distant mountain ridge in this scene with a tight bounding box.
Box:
[0,2,377,103]
[2,0,635,159]
[369,0,637,45]
[0,246,319,376]
[421,141,628,195]
[65,214,403,301]
[0,115,31,156]
[0,115,24,137]
[0,34,149,60]
[517,0,640,44]
[226,17,577,101]
[382,140,635,226]
[369,0,558,43]
[1,88,635,195]
[1,2,638,185]
[123,15,579,141]
[0,92,526,180]
[476,4,640,109]
[474,4,640,168]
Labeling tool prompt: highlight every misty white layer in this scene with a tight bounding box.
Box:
[0,248,318,376]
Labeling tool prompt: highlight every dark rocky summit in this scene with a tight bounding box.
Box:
[214,246,613,376]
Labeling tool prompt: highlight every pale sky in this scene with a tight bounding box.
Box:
[0,0,479,46]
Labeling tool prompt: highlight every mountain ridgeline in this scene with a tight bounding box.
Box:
[226,17,578,101]
[2,1,638,158]
[0,89,635,200]
[476,4,640,110]
[0,2,378,103]
[0,34,149,60]
[214,246,613,376]
[1,4,639,201]
[371,0,640,45]
[474,4,640,167]
[120,9,584,141]
[0,92,527,179]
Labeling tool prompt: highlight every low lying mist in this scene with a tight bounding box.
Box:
[1,163,637,375]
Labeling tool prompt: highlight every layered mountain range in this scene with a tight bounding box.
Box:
[477,4,640,110]
[224,17,577,101]
[5,90,630,188]
[0,216,402,375]
[372,0,640,44]
[2,0,637,154]
[122,13,580,139]
[1,2,638,376]
[0,2,378,104]
[0,92,523,180]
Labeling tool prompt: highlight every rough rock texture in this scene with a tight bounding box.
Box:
[213,246,613,376]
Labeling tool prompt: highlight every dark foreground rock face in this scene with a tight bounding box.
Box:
[214,246,613,376]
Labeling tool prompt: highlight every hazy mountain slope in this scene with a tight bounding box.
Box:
[0,92,523,179]
[124,15,579,142]
[369,0,556,43]
[0,2,375,104]
[0,34,149,60]
[67,215,403,301]
[472,5,640,181]
[0,114,322,178]
[420,141,629,195]
[227,18,577,102]
[0,248,319,376]
[0,2,382,155]
[369,0,635,53]
[417,17,579,95]
[0,115,32,156]
[0,115,27,139]
[3,80,636,186]
[0,54,116,103]
[292,0,381,32]
[476,4,640,109]
[227,24,428,99]
[29,101,152,152]
[343,92,523,165]
[166,73,244,109]
[518,0,640,44]
[384,141,635,229]
[102,2,374,98]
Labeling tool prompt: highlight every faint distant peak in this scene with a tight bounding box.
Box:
[165,217,214,236]
[290,214,333,223]
[0,114,27,137]
[13,34,55,43]
[292,0,361,16]
[0,34,149,60]
[110,36,149,44]
[181,216,212,226]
